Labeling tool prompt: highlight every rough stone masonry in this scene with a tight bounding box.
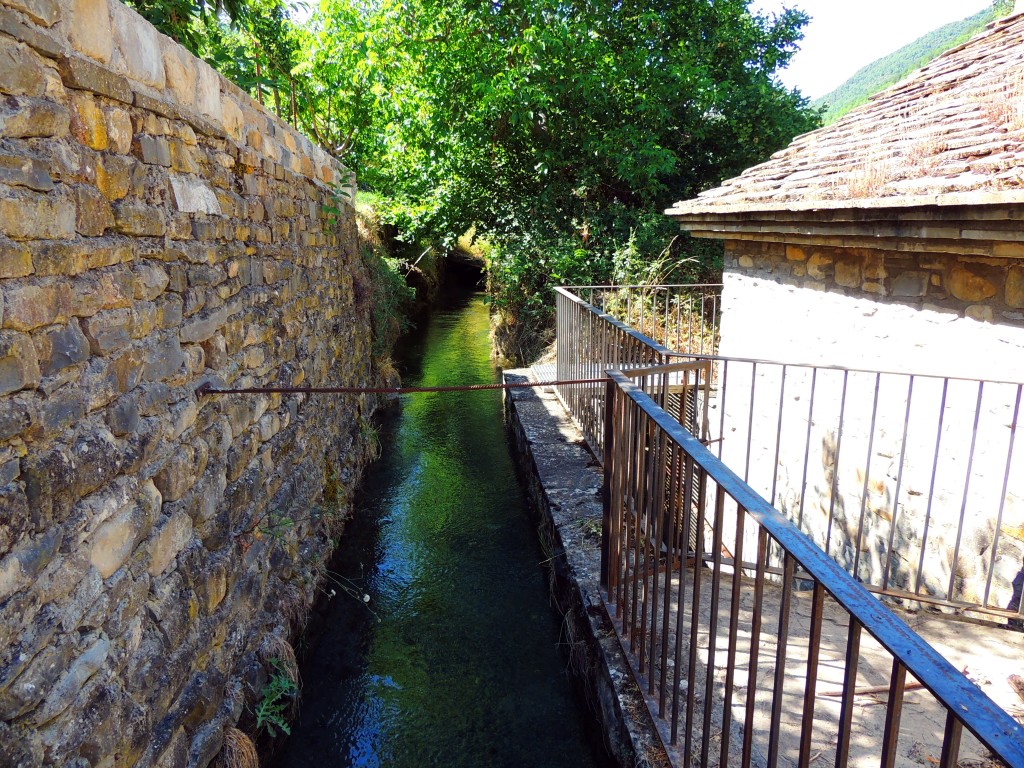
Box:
[0,0,383,764]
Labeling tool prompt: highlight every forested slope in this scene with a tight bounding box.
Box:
[812,0,1013,124]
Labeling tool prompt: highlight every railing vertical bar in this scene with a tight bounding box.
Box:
[798,581,826,768]
[659,422,682,716]
[984,383,1021,608]
[744,362,758,484]
[796,368,818,531]
[853,372,883,579]
[602,378,616,590]
[629,409,648,651]
[767,552,796,768]
[700,483,728,768]
[938,712,963,768]
[639,413,657,673]
[671,449,696,746]
[742,526,770,768]
[684,467,709,763]
[769,364,788,506]
[717,359,730,461]
[947,381,985,602]
[883,375,915,593]
[648,416,669,695]
[834,618,862,768]
[916,379,949,597]
[824,370,850,557]
[879,659,907,768]
[719,501,747,768]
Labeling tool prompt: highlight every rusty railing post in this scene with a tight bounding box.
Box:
[601,376,616,589]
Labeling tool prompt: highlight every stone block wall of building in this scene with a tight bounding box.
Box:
[0,0,380,764]
[711,240,1024,617]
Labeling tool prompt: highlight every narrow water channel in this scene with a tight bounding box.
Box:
[274,286,604,768]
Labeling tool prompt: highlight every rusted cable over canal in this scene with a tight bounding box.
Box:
[196,378,609,396]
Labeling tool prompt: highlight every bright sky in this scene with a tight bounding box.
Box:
[750,0,996,99]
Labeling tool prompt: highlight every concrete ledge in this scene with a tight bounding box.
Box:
[503,369,668,768]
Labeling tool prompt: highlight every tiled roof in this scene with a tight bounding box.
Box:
[667,12,1024,217]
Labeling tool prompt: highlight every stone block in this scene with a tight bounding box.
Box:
[67,0,112,63]
[90,500,147,579]
[170,176,221,215]
[179,307,226,344]
[82,309,131,355]
[0,397,30,440]
[946,264,997,302]
[104,106,133,154]
[1,0,60,26]
[0,239,32,278]
[96,154,132,200]
[834,254,862,288]
[39,387,86,432]
[32,636,109,725]
[806,252,833,280]
[132,262,169,301]
[35,318,89,376]
[113,203,166,237]
[161,39,196,110]
[57,54,131,103]
[109,1,165,88]
[3,281,71,331]
[153,445,197,503]
[147,511,192,577]
[132,134,171,167]
[1007,266,1024,309]
[106,395,139,436]
[69,89,107,150]
[73,184,114,236]
[142,335,185,381]
[891,271,929,298]
[0,35,46,97]
[194,60,221,122]
[221,95,243,141]
[0,188,76,240]
[0,153,53,192]
[0,7,63,58]
[965,304,994,322]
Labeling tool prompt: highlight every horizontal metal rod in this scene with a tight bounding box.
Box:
[196,377,609,396]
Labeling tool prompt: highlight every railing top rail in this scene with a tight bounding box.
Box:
[560,283,725,290]
[671,351,1024,388]
[607,367,1024,765]
[554,287,676,357]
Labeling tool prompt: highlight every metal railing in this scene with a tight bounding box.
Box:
[564,284,722,357]
[554,286,1024,621]
[673,353,1024,623]
[602,368,1024,767]
[555,287,673,459]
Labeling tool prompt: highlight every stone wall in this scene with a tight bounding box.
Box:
[0,0,381,764]
[711,240,1024,617]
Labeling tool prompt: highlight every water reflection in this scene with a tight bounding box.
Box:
[274,289,602,768]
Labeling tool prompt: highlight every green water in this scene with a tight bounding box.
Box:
[274,288,604,768]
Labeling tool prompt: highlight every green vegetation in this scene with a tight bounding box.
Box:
[813,0,1013,125]
[255,658,299,737]
[137,0,819,362]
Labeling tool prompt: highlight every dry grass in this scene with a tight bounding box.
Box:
[975,67,1024,132]
[259,633,300,688]
[847,156,890,199]
[278,582,312,631]
[221,727,259,768]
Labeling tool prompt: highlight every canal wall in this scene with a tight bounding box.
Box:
[504,371,668,768]
[0,0,381,764]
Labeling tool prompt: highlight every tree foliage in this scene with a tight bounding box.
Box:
[133,0,818,361]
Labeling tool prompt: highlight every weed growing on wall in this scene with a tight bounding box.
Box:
[255,659,299,737]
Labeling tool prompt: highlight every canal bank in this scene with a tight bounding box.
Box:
[503,370,667,768]
[271,286,612,767]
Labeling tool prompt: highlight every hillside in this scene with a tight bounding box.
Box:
[812,0,1014,124]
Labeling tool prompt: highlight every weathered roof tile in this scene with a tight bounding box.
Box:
[669,12,1024,218]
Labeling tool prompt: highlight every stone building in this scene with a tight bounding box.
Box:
[666,10,1024,618]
